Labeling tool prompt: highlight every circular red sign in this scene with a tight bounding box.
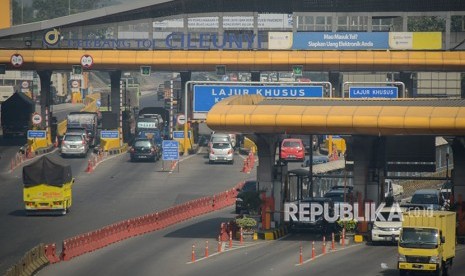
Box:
[32,113,42,125]
[80,54,94,69]
[11,54,24,68]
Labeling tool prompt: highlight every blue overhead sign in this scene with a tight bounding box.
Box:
[27,130,46,139]
[193,85,324,112]
[293,32,389,50]
[100,130,119,139]
[162,140,179,161]
[349,87,398,98]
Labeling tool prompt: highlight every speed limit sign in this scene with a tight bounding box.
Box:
[31,113,42,125]
[11,54,24,68]
[80,54,94,69]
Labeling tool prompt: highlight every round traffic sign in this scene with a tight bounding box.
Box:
[21,81,29,88]
[11,54,24,68]
[177,114,186,125]
[71,80,79,88]
[80,54,94,69]
[32,113,42,125]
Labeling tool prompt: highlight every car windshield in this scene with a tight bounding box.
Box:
[411,193,439,205]
[212,143,231,149]
[134,140,152,147]
[400,228,438,249]
[283,141,301,148]
[64,135,82,141]
[324,192,345,202]
[212,137,229,143]
[242,181,256,192]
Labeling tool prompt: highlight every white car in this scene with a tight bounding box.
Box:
[61,132,89,158]
[209,142,234,164]
[371,206,403,243]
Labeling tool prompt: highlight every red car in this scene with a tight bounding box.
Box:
[280,138,305,161]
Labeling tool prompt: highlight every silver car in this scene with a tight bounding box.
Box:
[209,142,234,164]
[61,132,88,157]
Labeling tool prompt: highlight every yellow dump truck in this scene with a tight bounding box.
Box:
[22,155,74,215]
[398,211,456,276]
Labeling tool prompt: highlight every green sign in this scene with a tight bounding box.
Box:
[140,66,151,76]
[72,65,82,75]
[292,65,303,77]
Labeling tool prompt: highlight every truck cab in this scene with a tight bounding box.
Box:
[398,211,455,276]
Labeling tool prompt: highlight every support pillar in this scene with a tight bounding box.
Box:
[254,134,283,227]
[180,71,193,155]
[109,70,122,130]
[251,71,260,82]
[452,138,465,201]
[351,136,383,205]
[329,71,342,98]
[37,70,53,129]
[396,72,414,98]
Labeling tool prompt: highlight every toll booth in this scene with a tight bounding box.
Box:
[286,159,352,201]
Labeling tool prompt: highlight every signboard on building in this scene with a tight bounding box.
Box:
[193,85,324,113]
[349,87,398,98]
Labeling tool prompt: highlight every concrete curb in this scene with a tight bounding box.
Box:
[254,225,289,240]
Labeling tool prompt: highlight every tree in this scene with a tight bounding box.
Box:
[12,0,34,25]
[32,0,102,21]
[408,16,446,32]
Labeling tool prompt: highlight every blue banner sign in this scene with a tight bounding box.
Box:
[193,85,324,112]
[173,131,191,139]
[293,32,389,50]
[100,130,119,139]
[27,130,46,139]
[349,87,398,98]
[162,140,179,161]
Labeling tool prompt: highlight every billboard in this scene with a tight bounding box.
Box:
[267,32,442,50]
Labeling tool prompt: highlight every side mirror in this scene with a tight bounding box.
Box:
[441,236,446,243]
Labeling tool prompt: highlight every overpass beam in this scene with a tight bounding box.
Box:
[253,134,284,227]
[109,70,122,131]
[37,70,53,128]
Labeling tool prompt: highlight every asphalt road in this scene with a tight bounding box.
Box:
[0,103,84,173]
[0,145,250,273]
[39,215,465,276]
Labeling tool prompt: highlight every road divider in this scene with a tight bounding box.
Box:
[56,181,244,262]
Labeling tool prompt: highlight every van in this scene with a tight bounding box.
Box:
[370,206,403,243]
[208,133,232,150]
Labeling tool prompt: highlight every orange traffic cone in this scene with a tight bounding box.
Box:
[54,136,59,148]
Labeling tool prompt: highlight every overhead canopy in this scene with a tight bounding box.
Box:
[206,95,465,136]
[23,155,72,187]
